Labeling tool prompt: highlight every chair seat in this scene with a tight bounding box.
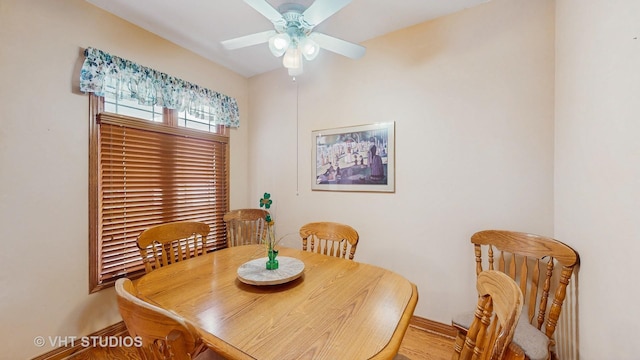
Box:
[452,310,550,360]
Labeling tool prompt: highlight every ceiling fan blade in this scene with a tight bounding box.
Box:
[309,32,365,59]
[302,0,351,27]
[221,30,276,50]
[244,0,285,25]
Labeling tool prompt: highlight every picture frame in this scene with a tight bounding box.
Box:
[311,122,395,192]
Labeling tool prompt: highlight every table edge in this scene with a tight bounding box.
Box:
[369,282,419,360]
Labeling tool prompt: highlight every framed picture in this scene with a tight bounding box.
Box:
[312,122,395,192]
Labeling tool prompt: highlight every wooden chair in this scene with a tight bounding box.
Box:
[223,208,269,247]
[452,230,579,360]
[115,278,223,360]
[299,222,359,260]
[137,221,210,274]
[452,270,523,360]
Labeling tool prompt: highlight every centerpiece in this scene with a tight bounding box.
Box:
[236,193,305,285]
[259,193,278,270]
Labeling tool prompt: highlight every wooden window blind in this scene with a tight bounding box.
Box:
[89,111,229,292]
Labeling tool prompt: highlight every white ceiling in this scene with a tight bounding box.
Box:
[86,0,489,78]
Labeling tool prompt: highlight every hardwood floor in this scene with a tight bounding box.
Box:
[396,325,456,360]
[65,323,455,360]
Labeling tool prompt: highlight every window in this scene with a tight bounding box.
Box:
[178,106,222,133]
[103,81,163,122]
[80,47,239,292]
[89,95,230,292]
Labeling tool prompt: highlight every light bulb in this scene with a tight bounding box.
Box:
[288,60,304,76]
[299,37,319,61]
[283,46,302,69]
[268,33,291,57]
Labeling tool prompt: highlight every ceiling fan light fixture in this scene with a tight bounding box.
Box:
[268,33,291,57]
[221,0,366,77]
[283,46,302,69]
[299,37,320,61]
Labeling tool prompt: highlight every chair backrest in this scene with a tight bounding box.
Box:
[115,278,204,360]
[453,270,523,360]
[299,222,359,260]
[223,209,269,247]
[137,221,210,274]
[471,230,579,345]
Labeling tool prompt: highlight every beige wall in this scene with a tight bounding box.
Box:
[248,0,555,325]
[5,0,635,358]
[0,1,250,358]
[555,0,640,358]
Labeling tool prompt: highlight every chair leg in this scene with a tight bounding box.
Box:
[452,330,466,360]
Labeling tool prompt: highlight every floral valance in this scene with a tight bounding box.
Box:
[80,47,240,128]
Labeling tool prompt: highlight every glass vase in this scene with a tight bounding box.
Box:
[266,248,279,270]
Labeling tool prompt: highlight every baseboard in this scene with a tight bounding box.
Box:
[31,321,128,360]
[410,315,457,339]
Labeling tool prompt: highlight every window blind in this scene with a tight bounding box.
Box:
[93,113,228,290]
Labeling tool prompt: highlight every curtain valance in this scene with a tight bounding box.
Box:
[80,47,240,128]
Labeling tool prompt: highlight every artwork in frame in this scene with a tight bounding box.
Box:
[312,122,395,192]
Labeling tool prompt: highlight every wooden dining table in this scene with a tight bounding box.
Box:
[135,244,418,360]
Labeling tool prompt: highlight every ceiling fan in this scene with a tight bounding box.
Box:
[221,0,366,76]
